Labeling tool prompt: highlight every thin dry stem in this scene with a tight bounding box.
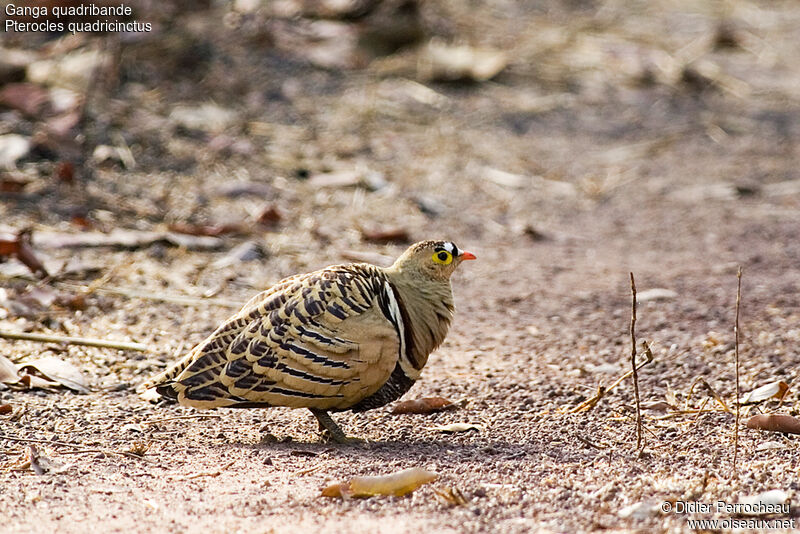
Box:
[687,376,731,412]
[733,266,742,476]
[568,342,654,414]
[58,448,155,462]
[630,272,643,449]
[142,414,223,426]
[0,434,153,462]
[168,460,236,481]
[575,435,606,449]
[0,330,148,352]
[0,434,86,448]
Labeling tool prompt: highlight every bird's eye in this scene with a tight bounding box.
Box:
[432,250,452,265]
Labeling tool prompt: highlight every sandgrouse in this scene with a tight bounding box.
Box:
[140,240,475,442]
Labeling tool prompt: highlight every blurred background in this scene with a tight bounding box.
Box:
[2,0,799,277]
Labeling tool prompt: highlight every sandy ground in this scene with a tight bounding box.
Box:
[2,1,800,532]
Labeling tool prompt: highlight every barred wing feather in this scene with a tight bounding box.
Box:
[151,265,403,410]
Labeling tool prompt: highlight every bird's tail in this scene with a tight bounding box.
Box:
[135,350,196,397]
[136,345,241,409]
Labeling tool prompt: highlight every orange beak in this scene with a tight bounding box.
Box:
[459,251,477,261]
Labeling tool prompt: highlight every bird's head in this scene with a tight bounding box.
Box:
[391,240,476,281]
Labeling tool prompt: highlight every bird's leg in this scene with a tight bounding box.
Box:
[309,409,350,444]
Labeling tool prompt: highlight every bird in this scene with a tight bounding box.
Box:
[139,240,475,442]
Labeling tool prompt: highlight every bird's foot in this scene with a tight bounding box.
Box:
[309,409,361,444]
[320,429,365,445]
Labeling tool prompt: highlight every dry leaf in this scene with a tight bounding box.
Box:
[17,373,59,389]
[0,403,12,414]
[746,414,800,434]
[20,372,61,390]
[322,467,438,499]
[19,356,89,393]
[740,381,789,404]
[0,354,20,384]
[392,397,454,415]
[0,229,49,278]
[434,423,482,433]
[321,483,349,498]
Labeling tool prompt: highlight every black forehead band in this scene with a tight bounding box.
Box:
[434,243,460,255]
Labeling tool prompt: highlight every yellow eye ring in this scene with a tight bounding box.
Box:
[432,250,452,265]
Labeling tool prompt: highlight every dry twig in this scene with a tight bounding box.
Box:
[432,486,469,506]
[652,408,727,420]
[650,398,711,448]
[169,460,236,481]
[58,448,155,462]
[293,464,325,476]
[570,385,606,413]
[733,266,742,476]
[0,434,154,462]
[0,330,147,352]
[630,273,643,449]
[142,414,223,425]
[575,434,606,449]
[687,376,730,412]
[0,434,88,448]
[569,342,654,414]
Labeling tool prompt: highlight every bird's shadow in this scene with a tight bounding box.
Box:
[227,435,543,464]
